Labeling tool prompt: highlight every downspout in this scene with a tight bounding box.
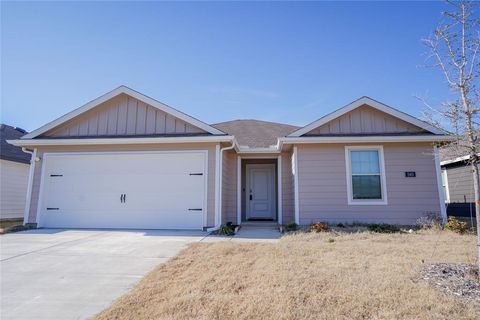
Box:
[207,142,235,232]
[22,147,37,226]
[433,145,448,224]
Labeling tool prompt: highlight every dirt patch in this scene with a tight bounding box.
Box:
[420,263,480,306]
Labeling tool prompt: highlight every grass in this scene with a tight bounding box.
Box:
[0,218,24,234]
[96,230,479,320]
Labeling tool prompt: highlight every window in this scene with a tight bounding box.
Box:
[345,146,387,205]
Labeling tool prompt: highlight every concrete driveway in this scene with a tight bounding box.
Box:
[0,229,208,320]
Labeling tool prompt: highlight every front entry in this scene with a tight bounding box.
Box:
[245,164,276,220]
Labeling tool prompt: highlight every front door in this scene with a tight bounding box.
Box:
[246,164,276,220]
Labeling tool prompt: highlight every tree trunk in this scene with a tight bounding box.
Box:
[472,160,480,277]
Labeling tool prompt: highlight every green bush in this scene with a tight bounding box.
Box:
[336,223,346,228]
[218,224,235,236]
[285,223,298,232]
[326,238,335,243]
[309,222,328,233]
[367,223,400,233]
[444,216,468,234]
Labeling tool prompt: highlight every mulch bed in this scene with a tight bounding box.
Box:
[420,263,480,306]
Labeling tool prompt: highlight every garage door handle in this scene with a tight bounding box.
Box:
[188,208,202,211]
[120,194,126,203]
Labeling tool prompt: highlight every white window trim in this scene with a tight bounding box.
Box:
[345,146,388,205]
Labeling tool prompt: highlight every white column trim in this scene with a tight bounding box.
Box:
[434,145,447,223]
[23,148,37,225]
[442,169,450,203]
[277,155,283,225]
[214,144,221,227]
[237,156,242,225]
[293,146,300,225]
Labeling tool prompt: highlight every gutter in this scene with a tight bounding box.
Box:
[21,147,37,225]
[7,135,235,147]
[277,135,456,151]
[207,142,236,232]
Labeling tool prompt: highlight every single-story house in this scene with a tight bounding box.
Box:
[1,124,31,221]
[441,154,477,218]
[8,86,453,230]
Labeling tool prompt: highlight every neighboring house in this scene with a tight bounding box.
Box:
[1,124,30,221]
[440,154,477,218]
[8,86,453,230]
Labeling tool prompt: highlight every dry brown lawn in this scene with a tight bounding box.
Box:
[96,231,479,320]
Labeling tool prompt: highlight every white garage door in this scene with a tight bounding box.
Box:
[38,152,206,230]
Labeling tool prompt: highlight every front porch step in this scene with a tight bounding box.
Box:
[241,221,279,228]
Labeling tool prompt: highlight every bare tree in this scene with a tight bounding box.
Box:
[422,0,480,274]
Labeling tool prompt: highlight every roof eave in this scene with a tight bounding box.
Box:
[8,135,235,147]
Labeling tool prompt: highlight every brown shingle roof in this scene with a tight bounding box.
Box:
[0,124,30,164]
[212,119,299,148]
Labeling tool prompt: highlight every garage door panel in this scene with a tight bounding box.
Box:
[39,152,206,229]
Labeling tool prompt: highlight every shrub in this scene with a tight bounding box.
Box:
[416,212,443,230]
[367,223,400,233]
[336,223,346,228]
[326,238,335,243]
[285,223,298,232]
[444,216,468,234]
[309,222,328,233]
[217,224,235,236]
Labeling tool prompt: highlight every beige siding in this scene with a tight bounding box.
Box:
[222,151,237,224]
[43,94,207,138]
[26,143,218,227]
[0,159,29,219]
[296,143,441,225]
[281,152,295,224]
[306,105,426,135]
[220,153,294,224]
[445,165,474,203]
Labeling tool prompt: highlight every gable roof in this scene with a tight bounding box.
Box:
[288,96,447,137]
[212,119,299,148]
[22,86,225,139]
[0,124,30,164]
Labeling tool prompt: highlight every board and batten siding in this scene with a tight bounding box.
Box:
[25,143,218,227]
[43,94,207,138]
[296,143,441,225]
[444,165,475,203]
[0,159,29,219]
[306,105,426,135]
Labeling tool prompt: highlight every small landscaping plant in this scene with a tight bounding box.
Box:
[309,222,328,233]
[284,223,298,232]
[367,223,400,234]
[444,216,468,234]
[326,238,335,243]
[336,223,346,228]
[416,212,443,230]
[217,223,235,236]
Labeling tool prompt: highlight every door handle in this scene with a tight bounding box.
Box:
[120,194,123,203]
[249,194,253,201]
[120,194,126,203]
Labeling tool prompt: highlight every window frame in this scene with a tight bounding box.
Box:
[345,146,388,205]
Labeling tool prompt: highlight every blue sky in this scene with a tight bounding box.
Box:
[1,1,459,131]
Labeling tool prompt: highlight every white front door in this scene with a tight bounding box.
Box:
[38,151,206,230]
[246,164,276,220]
